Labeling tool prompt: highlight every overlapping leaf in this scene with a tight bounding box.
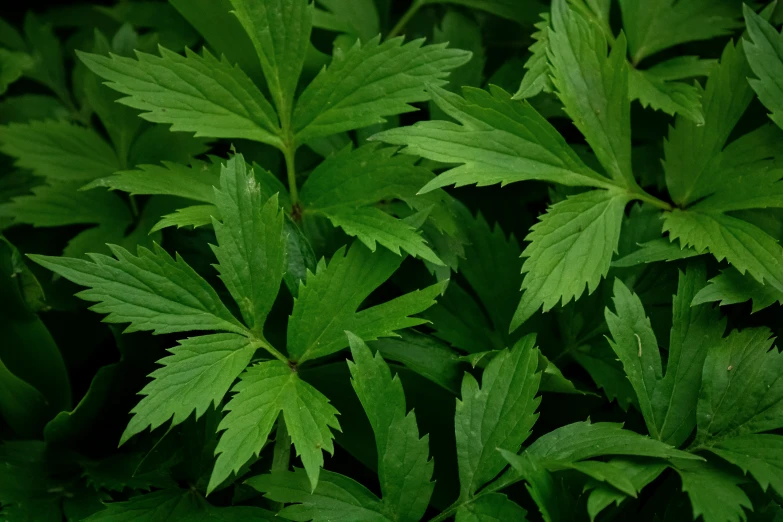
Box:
[513,189,629,329]
[78,46,283,147]
[294,36,470,143]
[287,242,443,363]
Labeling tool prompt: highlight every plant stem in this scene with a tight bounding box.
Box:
[630,189,673,211]
[429,500,461,522]
[129,195,139,218]
[283,143,299,207]
[388,0,425,39]
[255,338,290,366]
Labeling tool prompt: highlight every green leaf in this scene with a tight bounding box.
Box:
[293,36,471,144]
[28,243,246,335]
[606,265,724,446]
[0,17,25,50]
[663,209,783,293]
[673,459,751,522]
[0,441,71,521]
[371,331,463,394]
[22,14,71,106]
[0,357,51,437]
[313,0,380,42]
[523,421,700,462]
[611,238,701,267]
[77,47,282,148]
[121,333,258,445]
[300,144,434,211]
[211,155,286,332]
[619,0,742,64]
[282,215,316,296]
[585,458,668,520]
[248,468,388,522]
[499,451,567,522]
[229,0,313,119]
[373,85,613,193]
[549,0,634,188]
[0,120,119,181]
[708,434,783,497]
[690,163,783,213]
[287,242,443,363]
[697,326,783,443]
[347,332,433,522]
[644,56,717,80]
[692,268,783,313]
[84,489,276,521]
[320,206,443,265]
[83,28,145,165]
[606,266,724,446]
[514,13,552,99]
[425,281,502,354]
[83,159,221,204]
[455,335,541,497]
[573,341,638,411]
[1,181,131,228]
[151,204,217,232]
[0,242,71,415]
[126,123,211,166]
[742,5,783,131]
[663,40,754,206]
[455,493,528,522]
[0,49,32,95]
[628,67,704,124]
[559,460,637,497]
[169,0,264,84]
[459,213,523,335]
[512,189,629,329]
[700,123,783,202]
[432,10,485,94]
[211,360,340,493]
[0,94,66,125]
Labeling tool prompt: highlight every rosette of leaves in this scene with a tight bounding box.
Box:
[74,0,471,271]
[30,153,445,494]
[375,0,783,332]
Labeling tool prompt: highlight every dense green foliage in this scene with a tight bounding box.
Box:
[2,0,783,520]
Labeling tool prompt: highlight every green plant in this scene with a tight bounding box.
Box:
[2,0,783,520]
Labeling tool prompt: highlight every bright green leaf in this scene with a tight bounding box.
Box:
[121,333,257,445]
[674,459,751,522]
[211,155,286,331]
[0,120,119,181]
[294,36,470,144]
[211,360,340,493]
[512,189,629,329]
[77,47,282,148]
[248,469,388,522]
[229,0,312,119]
[455,335,541,497]
[347,332,433,522]
[697,326,783,443]
[606,266,725,446]
[28,243,246,336]
[549,0,635,188]
[374,85,613,193]
[287,242,443,363]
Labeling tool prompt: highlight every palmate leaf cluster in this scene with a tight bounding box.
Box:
[2,0,783,521]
